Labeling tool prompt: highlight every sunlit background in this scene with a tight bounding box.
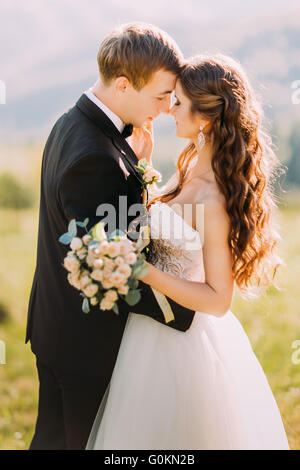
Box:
[0,0,299,450]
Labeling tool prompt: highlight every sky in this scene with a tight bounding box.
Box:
[0,0,299,142]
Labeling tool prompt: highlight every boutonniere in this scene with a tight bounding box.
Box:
[135,159,162,205]
[133,158,162,253]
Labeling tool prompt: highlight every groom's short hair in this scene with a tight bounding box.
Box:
[97,22,183,90]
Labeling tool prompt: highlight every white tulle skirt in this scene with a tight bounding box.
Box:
[86,310,290,450]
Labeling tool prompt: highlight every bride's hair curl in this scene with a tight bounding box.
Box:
[148,53,286,298]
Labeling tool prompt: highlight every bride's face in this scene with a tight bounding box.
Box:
[169,80,202,139]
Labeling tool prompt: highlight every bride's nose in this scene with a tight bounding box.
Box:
[168,104,175,116]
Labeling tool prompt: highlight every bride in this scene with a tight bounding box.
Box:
[86,54,290,450]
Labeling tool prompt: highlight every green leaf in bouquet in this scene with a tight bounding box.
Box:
[137,158,148,170]
[127,278,139,289]
[112,303,119,315]
[133,262,149,279]
[91,221,107,242]
[125,289,141,306]
[76,218,89,228]
[82,297,90,314]
[68,219,77,237]
[59,232,73,245]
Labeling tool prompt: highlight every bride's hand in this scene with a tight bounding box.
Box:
[127,120,154,164]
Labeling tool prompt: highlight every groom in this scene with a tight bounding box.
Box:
[26,22,196,450]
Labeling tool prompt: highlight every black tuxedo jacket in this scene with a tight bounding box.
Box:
[25,94,196,376]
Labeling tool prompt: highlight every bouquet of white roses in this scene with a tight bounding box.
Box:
[59,218,149,314]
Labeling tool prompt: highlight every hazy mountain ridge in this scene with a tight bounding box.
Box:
[0,1,299,143]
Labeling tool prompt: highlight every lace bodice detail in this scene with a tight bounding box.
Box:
[147,201,205,282]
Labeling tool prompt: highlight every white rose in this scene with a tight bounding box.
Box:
[76,247,87,260]
[118,263,132,278]
[70,237,83,251]
[102,278,114,289]
[119,240,132,256]
[118,284,129,295]
[99,241,109,255]
[91,269,104,282]
[93,258,104,269]
[104,258,115,270]
[83,283,99,298]
[82,234,92,246]
[64,255,80,273]
[111,271,126,287]
[143,168,154,183]
[114,256,124,267]
[151,168,162,182]
[90,296,99,306]
[86,253,96,267]
[125,252,137,265]
[105,289,118,302]
[100,298,115,311]
[80,272,92,289]
[107,242,120,258]
[67,272,81,289]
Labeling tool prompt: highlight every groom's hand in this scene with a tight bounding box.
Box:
[127,119,154,164]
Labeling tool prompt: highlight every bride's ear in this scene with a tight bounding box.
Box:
[197,114,210,131]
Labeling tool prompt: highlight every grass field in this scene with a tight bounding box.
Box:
[0,203,299,450]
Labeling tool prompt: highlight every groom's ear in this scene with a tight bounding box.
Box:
[115,76,131,94]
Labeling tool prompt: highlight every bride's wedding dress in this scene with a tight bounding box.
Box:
[86,199,289,450]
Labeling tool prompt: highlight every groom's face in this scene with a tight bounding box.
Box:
[120,69,176,127]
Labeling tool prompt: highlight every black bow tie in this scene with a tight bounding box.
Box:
[121,124,133,139]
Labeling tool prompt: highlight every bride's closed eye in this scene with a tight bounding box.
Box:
[174,99,181,106]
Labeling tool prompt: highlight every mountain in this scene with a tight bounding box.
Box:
[0,0,299,156]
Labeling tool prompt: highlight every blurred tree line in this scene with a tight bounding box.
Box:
[0,173,34,209]
[286,121,300,187]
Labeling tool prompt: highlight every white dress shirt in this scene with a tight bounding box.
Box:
[84,87,125,134]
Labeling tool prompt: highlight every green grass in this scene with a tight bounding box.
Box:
[0,205,299,450]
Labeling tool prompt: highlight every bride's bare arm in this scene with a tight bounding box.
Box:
[138,198,234,317]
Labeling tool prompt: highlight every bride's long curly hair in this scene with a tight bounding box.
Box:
[148,54,285,297]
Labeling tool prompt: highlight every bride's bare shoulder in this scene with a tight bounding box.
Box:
[190,176,226,209]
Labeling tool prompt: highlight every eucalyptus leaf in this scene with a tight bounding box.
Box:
[76,217,90,228]
[82,297,90,314]
[133,263,149,279]
[68,219,77,237]
[125,289,141,306]
[128,278,139,289]
[91,221,107,242]
[112,303,119,315]
[59,233,73,245]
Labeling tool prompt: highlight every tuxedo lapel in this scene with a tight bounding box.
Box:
[76,94,143,186]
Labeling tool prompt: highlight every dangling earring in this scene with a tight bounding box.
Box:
[198,123,205,151]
